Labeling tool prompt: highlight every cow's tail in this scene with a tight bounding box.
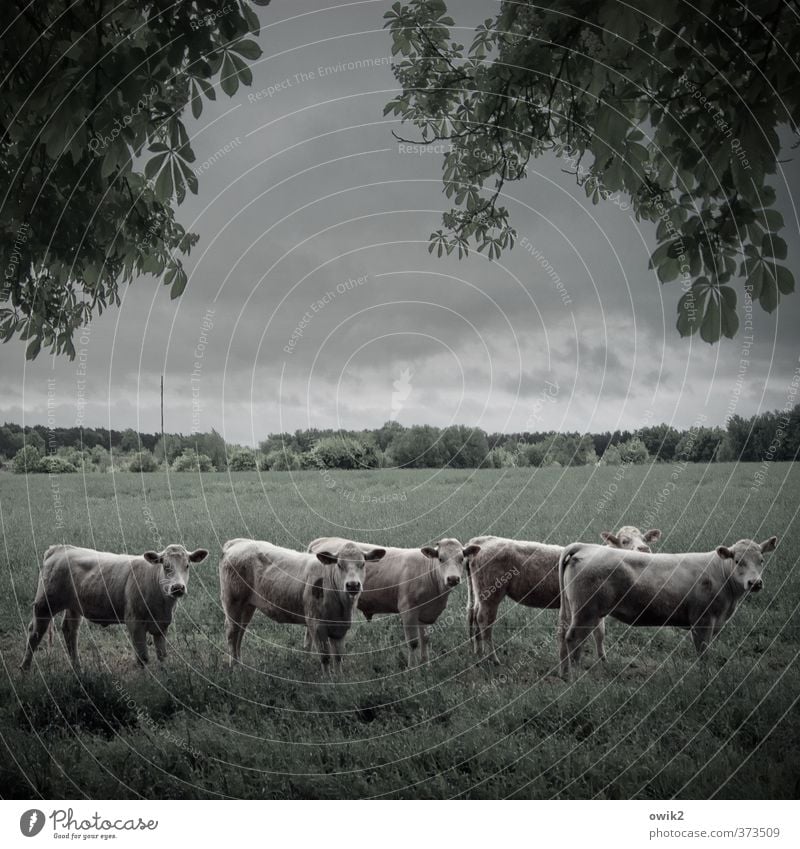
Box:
[464,547,477,644]
[557,543,582,677]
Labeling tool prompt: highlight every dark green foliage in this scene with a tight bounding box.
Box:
[384,0,797,341]
[0,1,267,358]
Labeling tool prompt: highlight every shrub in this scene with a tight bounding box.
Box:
[310,436,379,469]
[228,449,257,471]
[617,438,649,465]
[39,455,77,473]
[172,449,214,472]
[129,450,159,472]
[599,444,622,465]
[263,449,301,471]
[13,444,42,473]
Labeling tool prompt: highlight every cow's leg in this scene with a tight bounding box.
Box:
[691,623,714,655]
[400,612,420,667]
[127,621,149,666]
[476,599,501,665]
[303,626,313,651]
[329,636,345,673]
[564,616,597,678]
[225,602,255,666]
[557,594,573,677]
[593,617,607,663]
[153,631,168,662]
[419,625,431,664]
[20,599,56,670]
[312,627,332,674]
[61,609,83,671]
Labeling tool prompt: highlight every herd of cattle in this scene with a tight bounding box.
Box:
[19,525,777,678]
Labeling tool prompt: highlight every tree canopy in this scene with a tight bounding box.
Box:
[1,0,269,359]
[384,0,798,341]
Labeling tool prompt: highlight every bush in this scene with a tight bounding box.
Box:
[599,444,622,465]
[617,438,649,464]
[228,449,257,471]
[38,455,77,473]
[263,449,301,471]
[310,436,379,470]
[172,449,214,472]
[12,444,42,473]
[129,450,159,472]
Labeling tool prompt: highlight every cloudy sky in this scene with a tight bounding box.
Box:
[3,0,799,446]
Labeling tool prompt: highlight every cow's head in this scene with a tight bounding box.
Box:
[315,542,385,597]
[716,536,777,594]
[143,544,209,599]
[601,525,661,553]
[421,538,481,589]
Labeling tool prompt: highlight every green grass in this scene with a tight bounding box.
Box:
[0,463,798,799]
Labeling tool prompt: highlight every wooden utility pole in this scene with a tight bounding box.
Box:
[160,374,165,458]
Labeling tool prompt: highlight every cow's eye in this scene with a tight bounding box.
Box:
[621,538,630,546]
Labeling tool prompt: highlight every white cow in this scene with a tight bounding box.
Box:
[558,536,778,678]
[308,536,480,665]
[20,543,209,670]
[219,538,385,671]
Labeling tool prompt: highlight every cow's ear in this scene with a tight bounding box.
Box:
[716,545,735,560]
[760,536,778,553]
[316,551,338,566]
[189,548,209,564]
[601,532,620,547]
[143,551,162,564]
[463,544,481,558]
[364,547,386,562]
[420,546,439,559]
[644,529,662,543]
[311,577,324,599]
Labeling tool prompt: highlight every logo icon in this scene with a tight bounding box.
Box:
[20,809,45,837]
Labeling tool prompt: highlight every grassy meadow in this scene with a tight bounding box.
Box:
[0,462,798,799]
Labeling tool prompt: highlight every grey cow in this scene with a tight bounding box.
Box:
[20,543,209,671]
[558,536,777,678]
[219,538,386,672]
[308,537,480,666]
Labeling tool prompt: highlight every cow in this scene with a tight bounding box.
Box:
[308,537,480,666]
[557,536,778,678]
[219,538,386,672]
[20,543,209,671]
[465,526,662,664]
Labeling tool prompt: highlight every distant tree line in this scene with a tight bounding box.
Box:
[1,404,797,474]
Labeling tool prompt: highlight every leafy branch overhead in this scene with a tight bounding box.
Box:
[384,0,798,342]
[0,0,270,359]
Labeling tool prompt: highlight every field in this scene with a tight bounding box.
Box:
[0,463,798,799]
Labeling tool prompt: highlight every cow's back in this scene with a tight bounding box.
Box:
[41,546,134,623]
[470,537,563,608]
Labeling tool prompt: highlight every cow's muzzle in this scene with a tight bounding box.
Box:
[169,584,187,598]
[748,579,763,593]
[345,581,362,595]
[446,575,461,587]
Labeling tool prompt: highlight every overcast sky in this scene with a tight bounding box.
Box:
[3,0,799,446]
